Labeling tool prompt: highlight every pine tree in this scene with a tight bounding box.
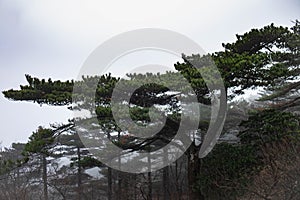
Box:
[23,127,55,200]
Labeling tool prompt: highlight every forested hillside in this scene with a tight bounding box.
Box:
[1,21,299,200]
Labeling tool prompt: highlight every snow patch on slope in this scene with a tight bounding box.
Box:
[85,167,103,179]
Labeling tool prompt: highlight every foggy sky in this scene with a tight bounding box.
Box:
[0,0,299,147]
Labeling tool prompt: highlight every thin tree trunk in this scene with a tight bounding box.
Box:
[117,171,122,200]
[147,152,152,200]
[117,131,122,200]
[163,166,169,200]
[163,148,169,200]
[42,155,48,200]
[148,171,152,200]
[174,159,184,198]
[134,174,137,200]
[108,132,113,200]
[108,167,112,200]
[77,147,82,200]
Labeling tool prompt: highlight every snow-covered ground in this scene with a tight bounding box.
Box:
[84,167,104,179]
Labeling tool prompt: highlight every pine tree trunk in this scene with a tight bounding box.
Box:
[42,155,48,200]
[117,131,122,200]
[147,153,152,200]
[108,132,113,200]
[107,167,112,200]
[117,171,122,200]
[163,166,169,200]
[148,171,152,200]
[163,148,169,200]
[133,174,137,200]
[188,143,204,200]
[175,160,181,198]
[77,147,82,200]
